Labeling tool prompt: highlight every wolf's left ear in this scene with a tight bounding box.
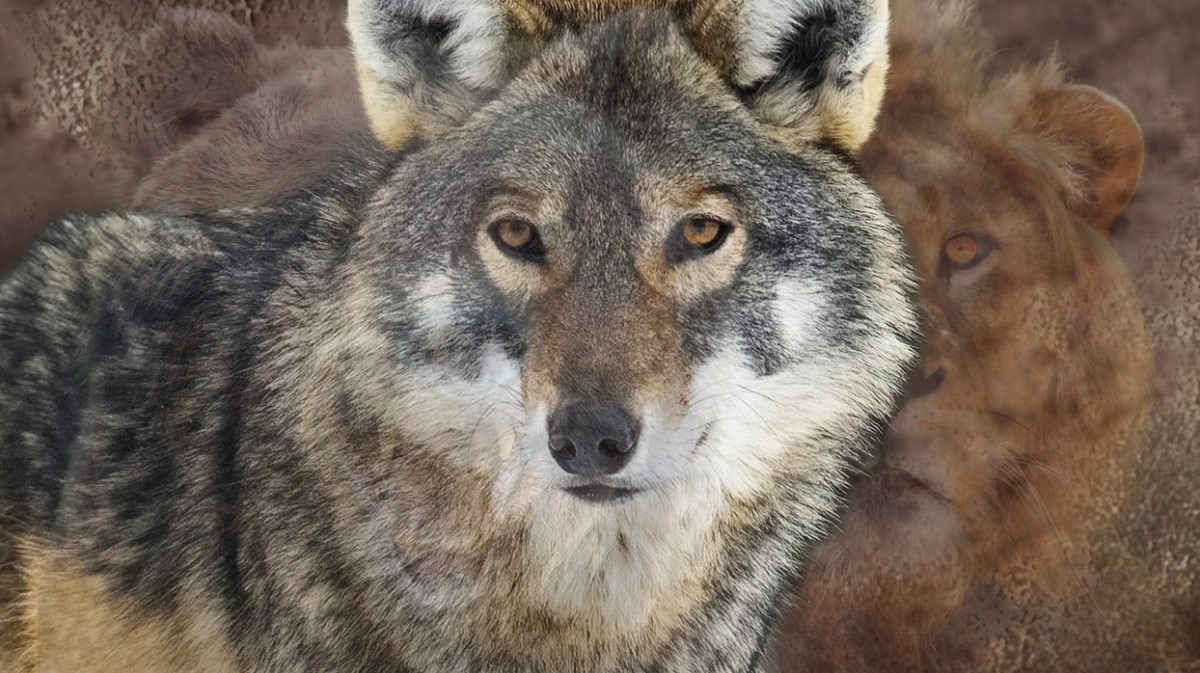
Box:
[348,0,516,149]
[693,0,889,152]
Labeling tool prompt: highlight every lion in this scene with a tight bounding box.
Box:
[771,1,1198,671]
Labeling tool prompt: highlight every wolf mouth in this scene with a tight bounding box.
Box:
[563,484,641,504]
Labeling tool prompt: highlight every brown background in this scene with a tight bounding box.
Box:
[974,0,1200,609]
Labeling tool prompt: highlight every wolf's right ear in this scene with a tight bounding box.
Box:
[690,0,890,152]
[348,0,515,149]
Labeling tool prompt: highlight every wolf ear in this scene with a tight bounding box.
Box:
[693,0,890,152]
[1028,84,1144,235]
[348,0,514,149]
[350,0,890,151]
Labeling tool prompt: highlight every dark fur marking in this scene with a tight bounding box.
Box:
[741,2,866,105]
[214,351,251,636]
[387,14,455,46]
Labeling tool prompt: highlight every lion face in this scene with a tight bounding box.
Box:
[802,74,1151,598]
[769,37,1163,670]
[848,82,1149,574]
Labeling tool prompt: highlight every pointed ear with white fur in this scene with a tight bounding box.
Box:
[348,0,515,149]
[699,0,890,152]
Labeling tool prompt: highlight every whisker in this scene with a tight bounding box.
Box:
[988,410,1036,437]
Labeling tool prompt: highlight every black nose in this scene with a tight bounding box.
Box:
[548,401,640,477]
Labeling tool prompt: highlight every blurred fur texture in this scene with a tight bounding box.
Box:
[0,1,918,671]
[9,0,348,200]
[771,1,1198,671]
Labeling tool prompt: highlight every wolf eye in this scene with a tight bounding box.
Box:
[684,218,724,247]
[490,218,546,263]
[941,233,994,270]
[666,216,733,264]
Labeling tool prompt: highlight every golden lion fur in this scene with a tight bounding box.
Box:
[771,1,1196,671]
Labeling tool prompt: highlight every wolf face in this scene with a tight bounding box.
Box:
[339,0,909,501]
[1,1,915,671]
[285,3,917,658]
[351,18,912,501]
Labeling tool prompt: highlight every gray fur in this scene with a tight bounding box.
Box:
[0,7,916,673]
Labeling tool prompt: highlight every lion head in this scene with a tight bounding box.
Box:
[770,2,1193,671]
[846,45,1152,583]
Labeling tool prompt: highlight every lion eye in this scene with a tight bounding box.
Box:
[941,233,994,270]
[490,218,546,263]
[667,216,733,264]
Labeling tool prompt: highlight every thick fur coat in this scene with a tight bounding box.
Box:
[0,2,917,671]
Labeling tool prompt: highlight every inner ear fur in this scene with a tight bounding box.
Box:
[1029,84,1145,235]
[348,0,514,149]
[711,0,890,153]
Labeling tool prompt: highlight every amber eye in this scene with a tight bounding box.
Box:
[489,218,546,263]
[941,233,994,271]
[666,216,733,264]
[684,218,724,247]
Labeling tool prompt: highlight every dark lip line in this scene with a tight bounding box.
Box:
[558,425,709,505]
[563,484,641,504]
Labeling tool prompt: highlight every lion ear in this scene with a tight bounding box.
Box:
[347,0,515,149]
[1029,85,1145,235]
[695,0,890,152]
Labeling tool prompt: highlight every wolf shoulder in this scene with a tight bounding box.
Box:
[4,211,235,350]
[0,207,306,439]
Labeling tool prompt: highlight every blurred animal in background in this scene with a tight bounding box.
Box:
[111,9,366,215]
[24,1,354,207]
[0,0,349,270]
[771,1,1198,671]
[0,0,919,671]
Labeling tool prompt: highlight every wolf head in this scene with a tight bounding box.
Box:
[333,0,912,500]
[295,0,915,646]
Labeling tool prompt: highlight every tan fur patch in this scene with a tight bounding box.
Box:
[500,0,668,32]
[815,0,890,151]
[474,191,569,302]
[633,179,747,302]
[355,64,420,151]
[521,277,687,413]
[14,544,239,673]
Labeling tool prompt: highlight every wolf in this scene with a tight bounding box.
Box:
[0,0,917,670]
